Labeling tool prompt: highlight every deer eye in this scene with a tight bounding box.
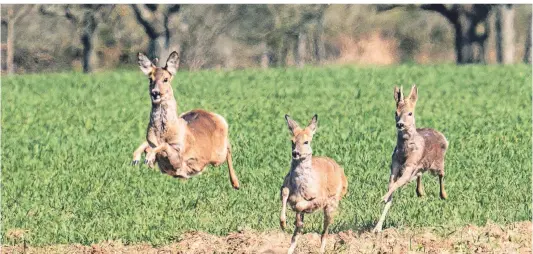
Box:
[164,78,169,82]
[408,112,412,116]
[304,141,309,145]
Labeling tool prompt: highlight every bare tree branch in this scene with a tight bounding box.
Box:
[131,4,159,38]
[167,4,181,15]
[377,4,458,23]
[420,4,457,22]
[375,4,402,12]
[40,5,80,24]
[13,5,35,23]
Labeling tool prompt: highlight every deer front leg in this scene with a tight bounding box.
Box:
[145,143,170,165]
[373,174,396,233]
[416,176,425,197]
[280,187,289,230]
[132,141,150,166]
[287,212,304,254]
[381,166,417,203]
[320,203,337,253]
[294,197,322,212]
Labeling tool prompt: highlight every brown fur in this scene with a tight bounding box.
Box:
[373,85,448,233]
[132,52,240,189]
[280,115,348,254]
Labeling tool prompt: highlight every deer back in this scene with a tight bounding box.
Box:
[416,128,448,170]
[312,156,348,199]
[180,109,228,160]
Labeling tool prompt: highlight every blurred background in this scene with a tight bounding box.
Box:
[1,4,531,74]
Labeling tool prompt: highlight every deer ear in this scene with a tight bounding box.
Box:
[285,115,301,135]
[308,114,318,134]
[138,52,154,75]
[165,51,180,75]
[394,86,403,104]
[408,84,418,104]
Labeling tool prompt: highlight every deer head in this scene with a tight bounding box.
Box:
[285,114,318,160]
[138,51,180,104]
[394,84,418,132]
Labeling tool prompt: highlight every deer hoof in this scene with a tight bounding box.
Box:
[144,152,156,165]
[280,219,286,230]
[132,160,139,166]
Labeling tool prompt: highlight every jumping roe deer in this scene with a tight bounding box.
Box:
[280,115,348,254]
[131,51,240,189]
[373,84,448,233]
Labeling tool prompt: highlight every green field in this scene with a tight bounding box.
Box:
[2,65,531,246]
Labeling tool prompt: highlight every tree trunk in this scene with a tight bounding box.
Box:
[148,35,171,65]
[281,42,289,67]
[477,20,490,64]
[296,31,306,68]
[496,4,515,64]
[524,14,532,63]
[81,33,94,73]
[313,14,326,64]
[260,41,269,69]
[80,13,98,73]
[6,6,15,74]
[455,13,475,64]
[148,35,169,62]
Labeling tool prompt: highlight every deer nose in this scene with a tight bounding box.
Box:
[396,122,404,129]
[151,89,160,96]
[292,151,300,158]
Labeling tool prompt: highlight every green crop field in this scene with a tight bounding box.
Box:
[2,64,531,246]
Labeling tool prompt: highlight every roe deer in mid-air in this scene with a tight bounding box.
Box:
[373,84,448,233]
[280,114,348,254]
[131,51,240,189]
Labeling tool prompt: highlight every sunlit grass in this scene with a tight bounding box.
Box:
[2,64,531,246]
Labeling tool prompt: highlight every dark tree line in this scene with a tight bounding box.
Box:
[378,4,520,64]
[40,5,115,73]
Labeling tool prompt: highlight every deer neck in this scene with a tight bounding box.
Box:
[290,156,313,174]
[396,125,419,150]
[150,98,179,133]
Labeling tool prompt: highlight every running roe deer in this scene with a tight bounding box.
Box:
[280,114,348,254]
[373,84,448,233]
[131,51,240,189]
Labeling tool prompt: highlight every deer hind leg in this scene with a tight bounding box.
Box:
[132,141,150,166]
[320,202,337,253]
[288,212,304,254]
[416,176,425,197]
[225,143,240,189]
[439,173,447,200]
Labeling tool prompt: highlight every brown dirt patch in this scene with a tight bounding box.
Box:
[3,221,531,254]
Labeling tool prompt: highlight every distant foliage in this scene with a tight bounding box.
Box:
[0,4,531,73]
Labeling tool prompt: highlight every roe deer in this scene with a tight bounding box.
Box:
[373,84,448,233]
[131,51,240,190]
[280,114,348,254]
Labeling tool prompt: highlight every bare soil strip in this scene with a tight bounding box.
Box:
[3,221,531,254]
